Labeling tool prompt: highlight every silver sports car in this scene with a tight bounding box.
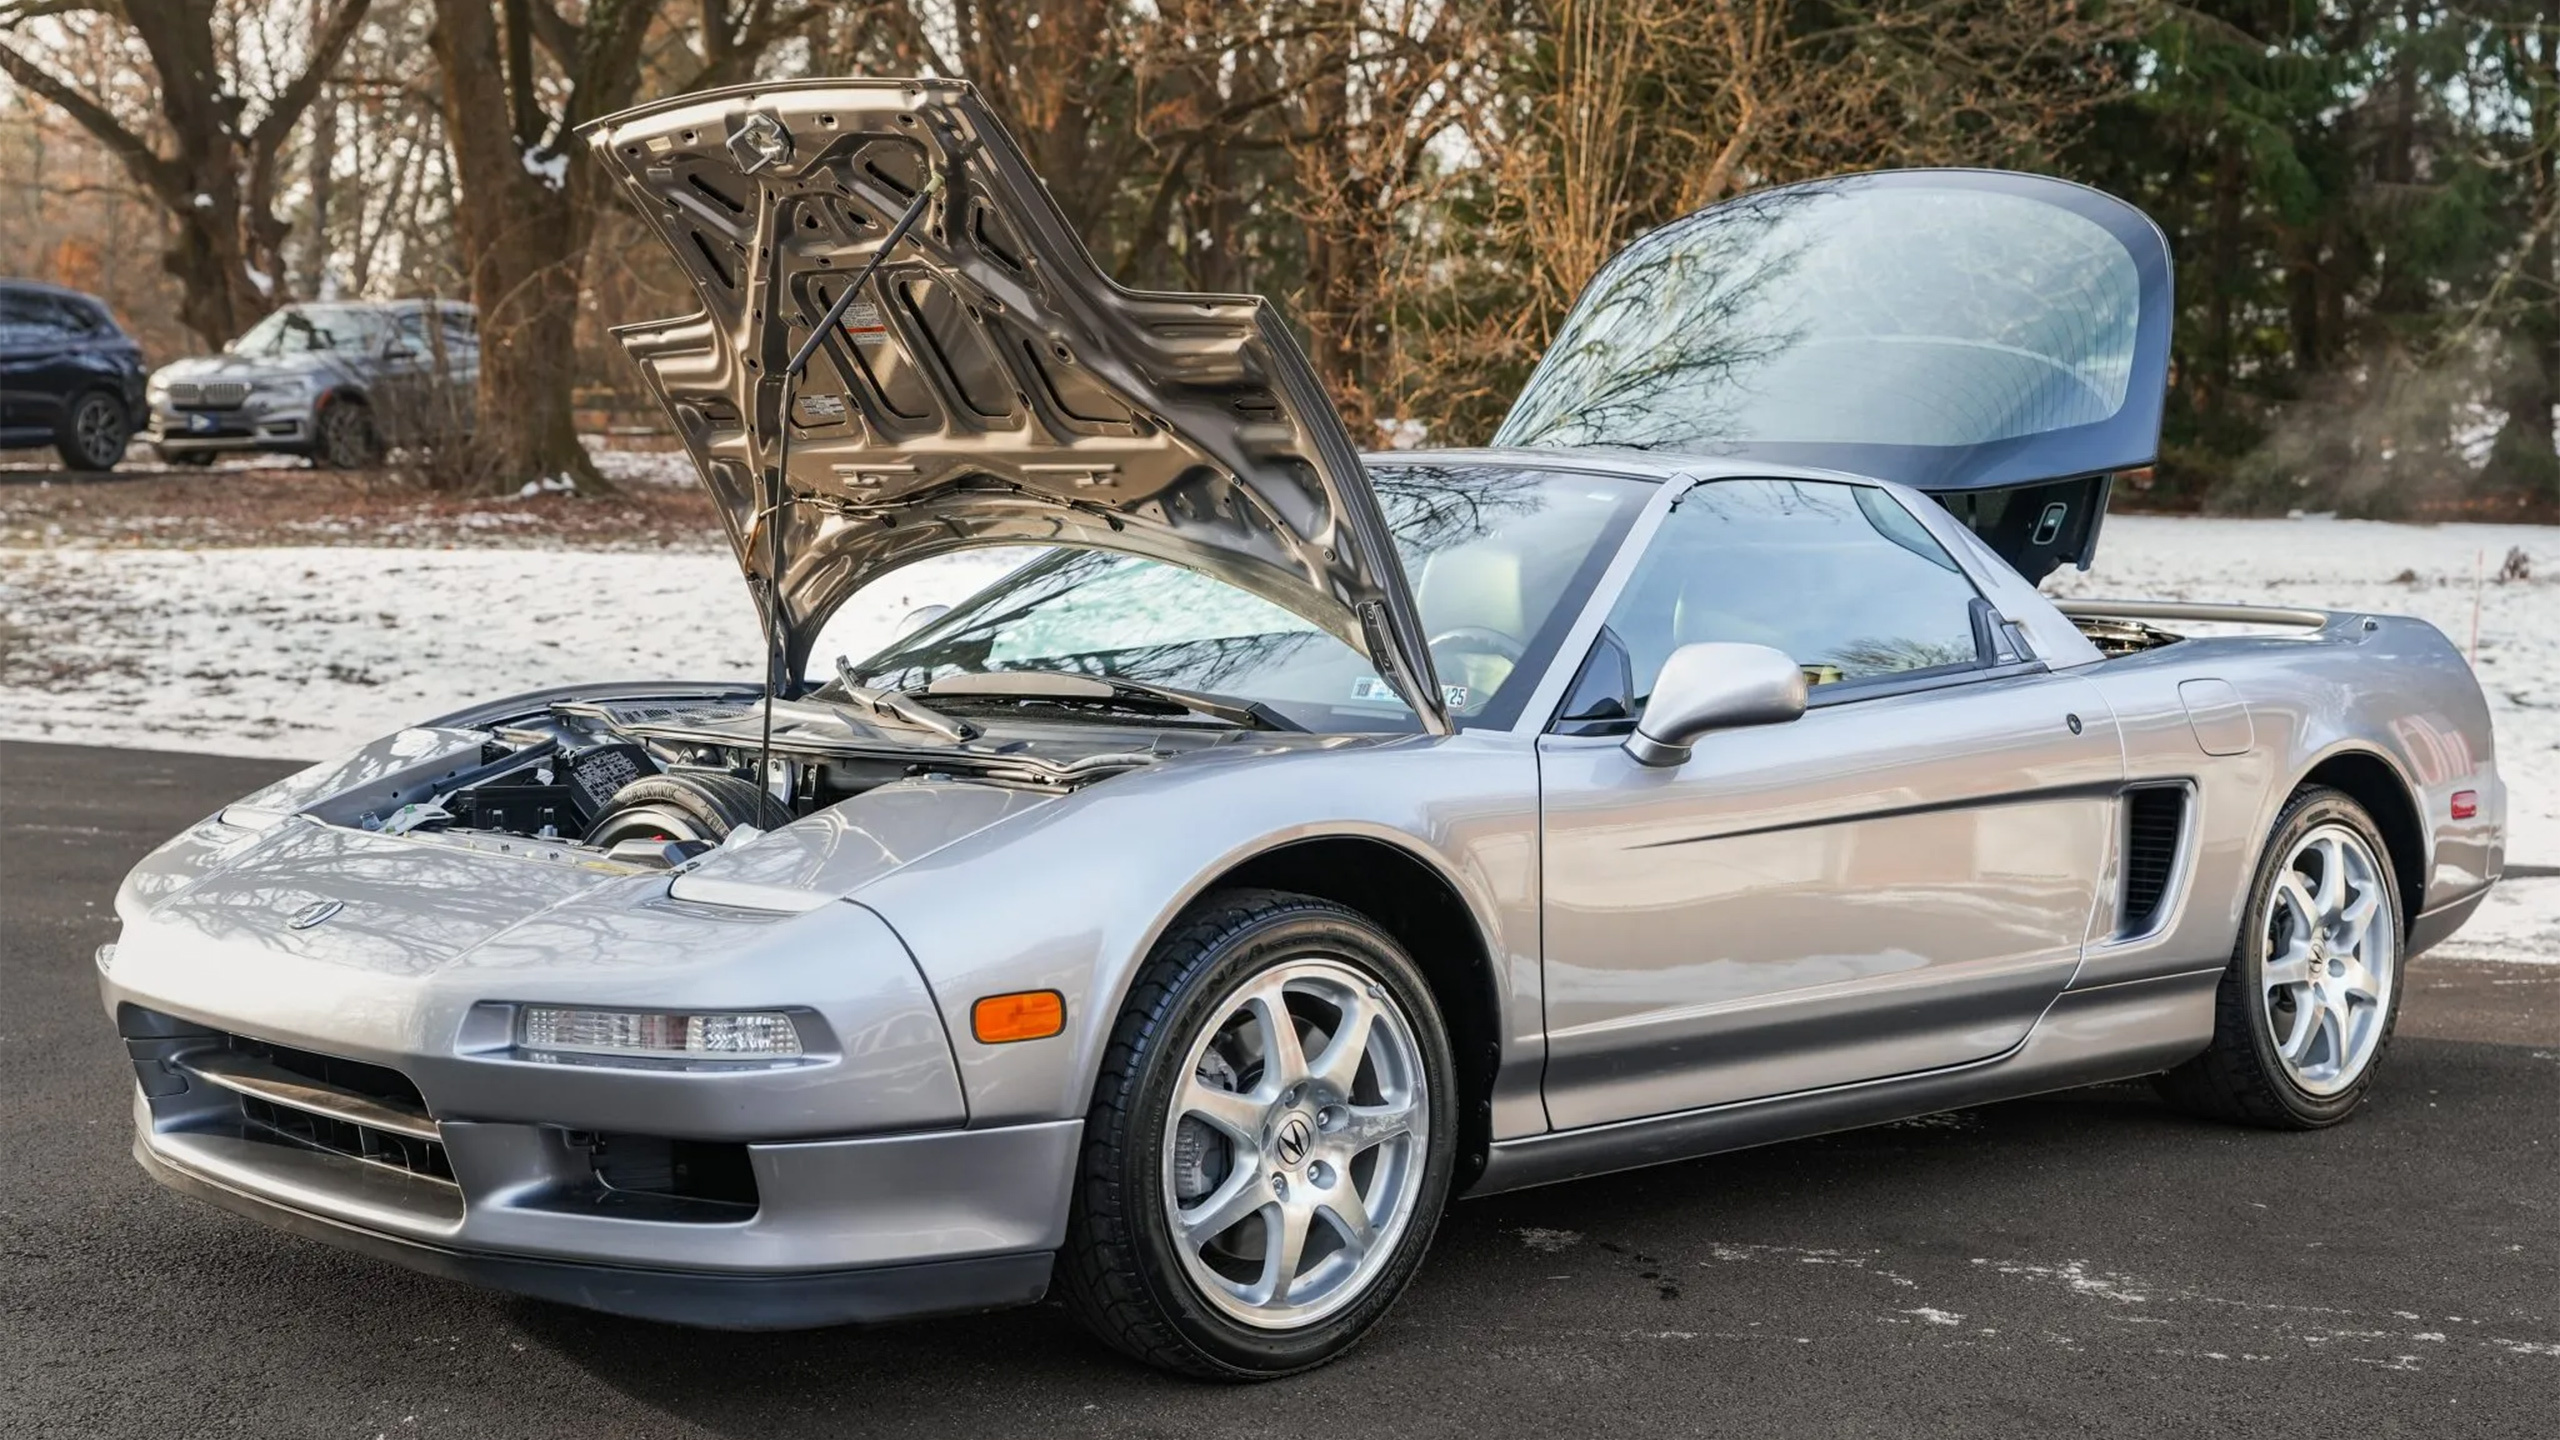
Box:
[102,79,2506,1379]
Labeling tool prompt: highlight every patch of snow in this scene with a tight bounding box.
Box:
[1902,1307,1965,1326]
[522,146,569,190]
[1515,1227,1583,1253]
[1971,1257,2154,1304]
[0,547,1025,759]
[584,439,698,488]
[2048,514,2560,865]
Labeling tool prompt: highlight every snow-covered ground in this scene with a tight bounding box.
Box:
[2,510,2552,958]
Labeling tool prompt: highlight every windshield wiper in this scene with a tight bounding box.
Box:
[829,658,980,743]
[916,672,1303,732]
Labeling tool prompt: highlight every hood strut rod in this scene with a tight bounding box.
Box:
[756,167,950,806]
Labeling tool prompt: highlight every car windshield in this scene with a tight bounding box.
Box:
[842,464,1651,733]
[232,305,390,356]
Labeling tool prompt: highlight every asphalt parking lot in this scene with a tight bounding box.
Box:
[4,738,2555,1437]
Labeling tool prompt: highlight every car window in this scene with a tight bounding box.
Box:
[0,289,44,346]
[0,290,84,343]
[233,305,391,356]
[1568,477,1988,724]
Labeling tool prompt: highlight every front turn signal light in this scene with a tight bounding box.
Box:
[973,990,1065,1044]
[518,1006,802,1057]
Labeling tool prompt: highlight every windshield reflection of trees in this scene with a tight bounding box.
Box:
[1498,180,2143,452]
[854,464,1573,701]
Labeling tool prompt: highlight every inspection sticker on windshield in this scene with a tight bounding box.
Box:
[1348,676,1466,708]
[837,301,889,348]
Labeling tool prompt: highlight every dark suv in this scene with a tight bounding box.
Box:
[0,281,147,470]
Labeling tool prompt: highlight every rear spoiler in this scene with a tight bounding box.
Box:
[2053,598,2336,630]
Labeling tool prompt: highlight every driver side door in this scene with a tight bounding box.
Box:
[1536,476,2123,1131]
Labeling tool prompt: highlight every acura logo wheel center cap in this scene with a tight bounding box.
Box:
[1273,1111,1315,1168]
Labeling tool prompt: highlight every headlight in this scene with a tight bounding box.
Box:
[518,1006,803,1058]
[251,375,318,403]
[145,375,169,399]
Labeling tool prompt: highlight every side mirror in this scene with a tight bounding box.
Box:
[1622,642,1807,767]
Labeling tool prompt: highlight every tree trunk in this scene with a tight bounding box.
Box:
[1294,0,1378,430]
[427,0,605,493]
[2485,1,2560,501]
[2,0,374,349]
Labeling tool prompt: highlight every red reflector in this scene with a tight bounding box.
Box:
[2450,790,2479,820]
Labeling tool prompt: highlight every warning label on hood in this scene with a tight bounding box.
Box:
[839,301,888,348]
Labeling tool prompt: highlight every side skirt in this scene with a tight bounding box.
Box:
[1468,967,2221,1197]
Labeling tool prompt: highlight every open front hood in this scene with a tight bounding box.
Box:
[581,79,1445,731]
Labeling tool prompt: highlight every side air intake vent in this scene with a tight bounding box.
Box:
[2120,787,2187,935]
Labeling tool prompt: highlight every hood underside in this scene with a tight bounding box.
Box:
[580,79,1445,731]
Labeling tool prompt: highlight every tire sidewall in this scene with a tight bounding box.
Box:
[1116,902,1457,1377]
[317,401,377,468]
[2234,789,2405,1123]
[61,392,128,470]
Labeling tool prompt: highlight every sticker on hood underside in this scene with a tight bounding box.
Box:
[838,301,888,347]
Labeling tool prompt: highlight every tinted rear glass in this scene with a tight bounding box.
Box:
[1497,177,2146,453]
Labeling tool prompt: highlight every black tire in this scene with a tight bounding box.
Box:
[1057,888,1457,1380]
[583,772,787,846]
[54,391,129,471]
[312,398,381,468]
[2155,786,2406,1128]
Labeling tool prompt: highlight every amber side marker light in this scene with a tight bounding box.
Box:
[2451,790,2479,820]
[973,990,1066,1044]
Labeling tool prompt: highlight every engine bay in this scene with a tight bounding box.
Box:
[315,685,1277,867]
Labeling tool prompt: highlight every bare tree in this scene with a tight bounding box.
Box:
[0,0,374,346]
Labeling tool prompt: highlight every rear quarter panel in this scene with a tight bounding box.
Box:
[2072,613,2500,989]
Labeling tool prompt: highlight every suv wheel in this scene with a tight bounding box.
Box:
[55,392,129,471]
[314,399,381,468]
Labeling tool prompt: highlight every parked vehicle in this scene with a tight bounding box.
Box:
[144,299,477,467]
[0,280,146,470]
[102,81,2505,1380]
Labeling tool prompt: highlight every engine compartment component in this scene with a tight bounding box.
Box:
[584,773,786,847]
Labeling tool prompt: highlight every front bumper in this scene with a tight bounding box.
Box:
[144,401,314,453]
[123,1056,1078,1327]
[136,1128,1058,1328]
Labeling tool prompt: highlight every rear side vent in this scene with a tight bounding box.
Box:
[2121,787,2187,935]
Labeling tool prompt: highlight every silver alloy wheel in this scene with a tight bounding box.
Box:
[73,396,125,466]
[2261,822,2395,1096]
[1161,956,1429,1330]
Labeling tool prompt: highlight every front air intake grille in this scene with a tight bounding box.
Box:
[178,1035,453,1185]
[167,381,249,409]
[2121,787,2187,935]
